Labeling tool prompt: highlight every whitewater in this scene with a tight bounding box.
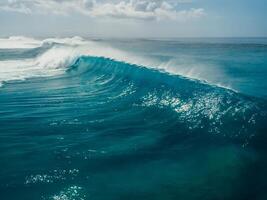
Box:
[0,36,162,87]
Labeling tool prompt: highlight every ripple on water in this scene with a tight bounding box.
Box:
[50,186,85,200]
[25,169,79,185]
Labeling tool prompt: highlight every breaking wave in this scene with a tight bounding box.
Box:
[0,36,266,145]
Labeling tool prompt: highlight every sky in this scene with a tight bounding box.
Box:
[0,0,266,38]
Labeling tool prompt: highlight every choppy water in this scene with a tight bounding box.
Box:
[0,37,267,200]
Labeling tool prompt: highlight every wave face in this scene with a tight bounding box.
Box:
[0,37,267,200]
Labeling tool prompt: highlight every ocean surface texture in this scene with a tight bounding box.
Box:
[0,37,267,200]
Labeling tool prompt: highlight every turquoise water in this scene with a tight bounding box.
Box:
[0,37,267,200]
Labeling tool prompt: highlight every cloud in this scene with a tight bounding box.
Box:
[0,0,205,21]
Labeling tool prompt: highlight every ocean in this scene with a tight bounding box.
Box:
[0,36,267,200]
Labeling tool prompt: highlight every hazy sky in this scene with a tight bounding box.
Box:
[0,0,266,38]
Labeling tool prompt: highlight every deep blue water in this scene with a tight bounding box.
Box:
[0,37,267,200]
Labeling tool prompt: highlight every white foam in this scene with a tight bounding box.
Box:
[0,36,154,87]
[0,46,80,86]
[0,36,41,49]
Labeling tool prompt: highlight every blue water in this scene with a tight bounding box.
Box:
[0,37,267,200]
